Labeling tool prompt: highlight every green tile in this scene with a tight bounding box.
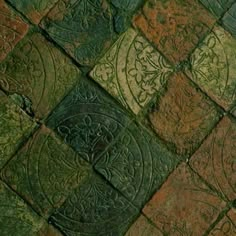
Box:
[50,172,139,236]
[8,0,59,24]
[0,91,35,169]
[1,125,91,217]
[0,180,44,236]
[90,28,173,114]
[187,25,236,110]
[0,30,80,120]
[199,0,235,17]
[222,3,236,37]
[46,76,133,164]
[95,122,180,208]
[41,0,118,66]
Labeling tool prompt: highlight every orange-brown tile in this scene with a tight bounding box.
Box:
[125,215,162,236]
[143,163,226,235]
[0,0,29,62]
[133,0,215,63]
[149,72,221,156]
[190,116,236,201]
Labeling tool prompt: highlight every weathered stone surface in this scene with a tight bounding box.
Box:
[0,91,35,169]
[95,121,180,208]
[50,173,139,236]
[187,26,236,110]
[143,163,226,235]
[0,30,80,120]
[0,180,44,236]
[41,0,118,66]
[1,125,91,217]
[133,0,215,63]
[190,116,236,201]
[8,0,59,24]
[0,0,29,62]
[222,3,236,38]
[199,0,235,18]
[149,72,221,155]
[209,209,236,235]
[90,28,173,114]
[35,223,63,236]
[125,214,162,236]
[46,76,133,164]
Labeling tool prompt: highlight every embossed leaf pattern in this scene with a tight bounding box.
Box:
[91,28,173,114]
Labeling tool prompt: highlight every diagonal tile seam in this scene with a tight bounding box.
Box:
[203,204,233,236]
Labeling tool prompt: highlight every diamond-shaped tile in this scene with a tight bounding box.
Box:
[8,0,59,24]
[1,125,91,217]
[90,28,173,114]
[0,30,80,120]
[133,0,215,63]
[0,180,44,235]
[46,76,133,164]
[190,116,236,201]
[41,0,118,66]
[125,214,162,236]
[95,121,180,208]
[148,72,221,156]
[50,173,139,236]
[199,0,235,18]
[222,3,236,38]
[0,91,35,169]
[0,0,29,62]
[187,25,236,110]
[143,163,226,235]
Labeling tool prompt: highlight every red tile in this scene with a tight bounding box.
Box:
[133,0,215,63]
[143,163,226,235]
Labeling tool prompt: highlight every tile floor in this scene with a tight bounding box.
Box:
[0,0,235,235]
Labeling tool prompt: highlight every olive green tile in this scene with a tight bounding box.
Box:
[199,0,235,18]
[0,91,35,169]
[111,0,143,33]
[222,3,236,38]
[0,30,80,120]
[8,0,59,24]
[1,125,91,217]
[187,25,236,110]
[46,76,134,164]
[95,121,180,208]
[41,0,118,66]
[50,172,139,236]
[0,180,44,236]
[90,28,173,114]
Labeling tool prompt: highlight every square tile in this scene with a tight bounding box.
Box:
[209,209,236,235]
[190,116,236,202]
[90,28,173,114]
[199,0,235,18]
[133,0,215,63]
[8,0,59,24]
[148,72,221,156]
[46,76,134,164]
[0,91,35,169]
[0,30,80,120]
[143,163,226,235]
[95,121,180,208]
[125,214,162,236]
[0,0,29,62]
[50,173,139,236]
[187,26,236,110]
[1,125,91,217]
[222,3,236,38]
[0,180,44,235]
[41,0,118,66]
